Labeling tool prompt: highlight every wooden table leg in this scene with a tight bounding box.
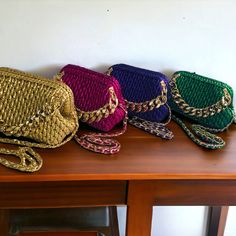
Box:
[0,209,10,236]
[126,181,154,236]
[127,180,236,236]
[207,206,229,236]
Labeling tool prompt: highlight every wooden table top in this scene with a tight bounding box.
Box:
[0,122,236,182]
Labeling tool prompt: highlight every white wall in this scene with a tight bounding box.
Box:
[1,0,236,235]
[225,207,236,236]
[1,0,236,100]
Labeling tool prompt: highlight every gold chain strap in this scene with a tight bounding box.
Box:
[106,67,168,113]
[126,80,168,112]
[77,87,119,123]
[170,73,232,117]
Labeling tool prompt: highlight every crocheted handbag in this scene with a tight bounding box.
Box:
[106,64,173,139]
[0,67,79,172]
[169,71,235,149]
[60,64,127,154]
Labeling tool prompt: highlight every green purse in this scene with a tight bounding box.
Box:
[169,71,235,149]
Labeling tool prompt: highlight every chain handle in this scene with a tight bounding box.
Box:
[106,67,113,76]
[76,87,119,123]
[75,105,128,154]
[106,66,172,139]
[172,114,225,149]
[170,73,232,118]
[0,147,43,172]
[125,80,167,112]
[53,71,65,81]
[106,67,168,113]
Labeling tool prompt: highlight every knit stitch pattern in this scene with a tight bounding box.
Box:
[0,67,78,147]
[169,71,235,130]
[61,64,126,132]
[110,64,170,122]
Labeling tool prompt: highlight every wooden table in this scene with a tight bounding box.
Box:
[0,122,236,236]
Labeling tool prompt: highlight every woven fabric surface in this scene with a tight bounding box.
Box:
[169,71,235,130]
[0,67,78,147]
[109,64,170,122]
[61,64,126,132]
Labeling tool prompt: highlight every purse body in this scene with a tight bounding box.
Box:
[108,64,170,122]
[169,71,235,131]
[0,67,78,148]
[61,64,126,132]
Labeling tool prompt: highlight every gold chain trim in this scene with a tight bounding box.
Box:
[106,67,168,113]
[106,67,113,76]
[126,80,168,112]
[0,89,65,137]
[53,71,65,81]
[77,87,119,123]
[170,73,232,117]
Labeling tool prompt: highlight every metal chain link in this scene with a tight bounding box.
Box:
[106,67,168,113]
[172,114,225,149]
[125,80,168,112]
[106,66,172,139]
[77,87,119,123]
[128,116,173,140]
[169,73,232,118]
[75,105,128,154]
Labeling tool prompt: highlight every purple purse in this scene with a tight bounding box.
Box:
[106,64,173,139]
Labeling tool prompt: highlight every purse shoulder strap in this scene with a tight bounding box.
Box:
[0,116,78,172]
[170,73,232,118]
[172,114,225,149]
[75,105,128,154]
[0,146,43,172]
[128,104,173,140]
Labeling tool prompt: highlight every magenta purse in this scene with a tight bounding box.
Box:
[60,64,127,154]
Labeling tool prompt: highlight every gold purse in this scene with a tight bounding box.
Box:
[0,68,79,172]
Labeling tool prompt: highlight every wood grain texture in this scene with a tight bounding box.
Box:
[128,180,236,205]
[0,181,126,209]
[0,123,236,182]
[126,181,154,236]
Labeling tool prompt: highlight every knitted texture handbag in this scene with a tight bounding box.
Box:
[0,67,79,172]
[169,71,235,149]
[106,64,173,139]
[60,64,127,154]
